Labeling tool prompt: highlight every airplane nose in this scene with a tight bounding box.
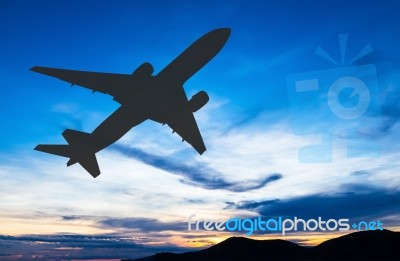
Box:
[204,28,231,49]
[220,28,231,37]
[214,28,231,40]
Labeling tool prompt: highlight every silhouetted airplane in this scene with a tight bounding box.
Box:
[32,28,230,178]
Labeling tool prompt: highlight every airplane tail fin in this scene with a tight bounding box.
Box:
[35,129,101,178]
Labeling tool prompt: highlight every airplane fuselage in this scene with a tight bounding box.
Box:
[88,75,191,152]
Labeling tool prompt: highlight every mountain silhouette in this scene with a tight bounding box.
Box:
[121,230,400,261]
[314,229,399,260]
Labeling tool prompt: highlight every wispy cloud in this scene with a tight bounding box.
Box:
[111,144,282,192]
[98,217,186,232]
[0,234,187,261]
[228,183,400,227]
[350,170,372,176]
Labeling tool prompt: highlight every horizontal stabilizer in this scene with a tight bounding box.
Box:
[35,131,101,178]
[78,154,101,178]
[35,144,70,158]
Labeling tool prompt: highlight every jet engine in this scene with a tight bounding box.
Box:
[188,91,209,112]
[132,62,154,77]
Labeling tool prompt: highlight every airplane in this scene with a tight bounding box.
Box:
[32,28,231,178]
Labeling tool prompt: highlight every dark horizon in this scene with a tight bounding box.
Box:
[123,230,400,261]
[1,229,399,261]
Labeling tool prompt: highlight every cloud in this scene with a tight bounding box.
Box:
[98,217,186,232]
[229,184,400,226]
[52,102,80,114]
[350,170,372,176]
[379,84,400,134]
[0,234,187,261]
[351,48,400,136]
[61,215,83,221]
[111,144,282,192]
[0,234,137,248]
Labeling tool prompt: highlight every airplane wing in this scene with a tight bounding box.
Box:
[148,29,230,154]
[166,111,206,155]
[31,66,130,97]
[150,97,206,155]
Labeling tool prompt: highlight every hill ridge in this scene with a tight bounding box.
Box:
[122,229,400,261]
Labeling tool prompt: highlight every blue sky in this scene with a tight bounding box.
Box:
[2,0,399,149]
[0,0,400,260]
